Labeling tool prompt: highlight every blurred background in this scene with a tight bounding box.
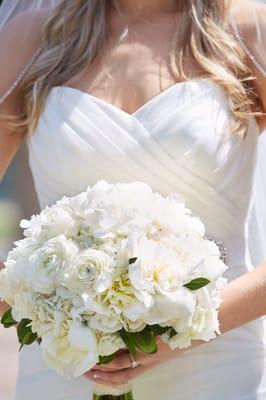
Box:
[0,143,39,400]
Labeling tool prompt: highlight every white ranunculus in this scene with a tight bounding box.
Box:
[98,332,125,356]
[21,206,79,243]
[26,235,78,295]
[41,320,98,377]
[64,248,114,294]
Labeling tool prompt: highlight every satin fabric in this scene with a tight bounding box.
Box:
[15,79,266,399]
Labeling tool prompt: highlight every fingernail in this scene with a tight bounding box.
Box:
[93,372,101,379]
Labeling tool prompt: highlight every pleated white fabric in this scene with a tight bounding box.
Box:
[16,79,266,399]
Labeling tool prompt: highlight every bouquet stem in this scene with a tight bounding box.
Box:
[93,391,134,400]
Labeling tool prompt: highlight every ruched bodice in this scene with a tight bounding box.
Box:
[17,78,265,400]
[27,79,259,280]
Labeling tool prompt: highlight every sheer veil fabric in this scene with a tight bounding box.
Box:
[0,0,58,29]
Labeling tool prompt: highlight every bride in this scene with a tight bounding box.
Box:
[0,0,266,399]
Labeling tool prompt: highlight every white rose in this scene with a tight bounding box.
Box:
[41,320,98,378]
[27,235,78,295]
[64,248,114,294]
[98,332,125,356]
[20,205,79,243]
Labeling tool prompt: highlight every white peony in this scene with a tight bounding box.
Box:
[21,206,79,243]
[161,305,220,350]
[128,234,188,296]
[26,235,78,295]
[0,266,16,306]
[142,289,196,326]
[11,291,36,321]
[1,238,39,297]
[41,319,98,377]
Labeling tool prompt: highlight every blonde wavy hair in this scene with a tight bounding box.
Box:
[3,0,265,137]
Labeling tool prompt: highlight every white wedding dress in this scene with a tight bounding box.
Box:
[13,78,266,399]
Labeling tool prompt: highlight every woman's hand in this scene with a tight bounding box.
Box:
[85,338,201,387]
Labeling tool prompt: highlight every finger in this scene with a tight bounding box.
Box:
[85,363,150,385]
[92,365,118,372]
[85,369,132,385]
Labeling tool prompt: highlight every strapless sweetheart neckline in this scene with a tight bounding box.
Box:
[50,77,216,118]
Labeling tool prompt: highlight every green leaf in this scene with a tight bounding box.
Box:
[17,319,38,347]
[98,351,118,365]
[169,327,177,339]
[150,325,169,336]
[184,277,210,291]
[133,327,157,354]
[128,257,137,265]
[1,308,17,328]
[119,329,137,357]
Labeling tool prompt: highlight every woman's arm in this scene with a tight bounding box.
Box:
[0,9,50,315]
[0,9,50,179]
[218,261,266,332]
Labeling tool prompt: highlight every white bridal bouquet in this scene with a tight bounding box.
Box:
[0,180,228,400]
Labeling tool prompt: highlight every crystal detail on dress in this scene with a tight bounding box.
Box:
[229,15,266,77]
[204,234,227,264]
[0,47,41,105]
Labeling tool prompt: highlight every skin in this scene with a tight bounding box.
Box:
[0,0,266,388]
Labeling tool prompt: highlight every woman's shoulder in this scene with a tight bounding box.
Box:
[0,7,52,102]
